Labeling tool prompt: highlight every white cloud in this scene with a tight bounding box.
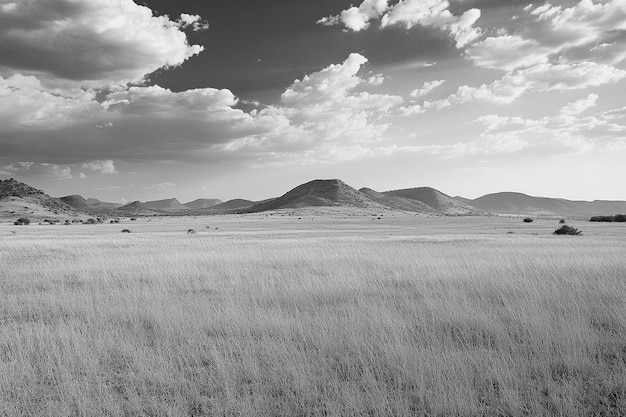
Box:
[467,35,550,71]
[3,162,72,179]
[318,0,482,48]
[475,102,626,155]
[82,160,118,175]
[561,93,598,116]
[367,74,386,86]
[317,0,389,31]
[223,54,405,162]
[468,0,626,73]
[428,62,626,108]
[178,14,209,32]
[410,80,445,98]
[0,53,408,166]
[0,0,204,89]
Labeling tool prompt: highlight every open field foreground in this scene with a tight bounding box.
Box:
[1,215,625,416]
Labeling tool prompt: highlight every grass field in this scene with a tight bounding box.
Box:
[1,214,625,416]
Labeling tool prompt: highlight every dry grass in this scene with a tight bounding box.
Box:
[1,215,625,416]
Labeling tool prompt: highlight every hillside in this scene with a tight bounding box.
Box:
[384,187,481,215]
[209,199,256,211]
[359,188,437,213]
[141,198,189,210]
[246,179,387,213]
[184,198,222,209]
[1,178,75,220]
[86,198,123,209]
[461,192,626,217]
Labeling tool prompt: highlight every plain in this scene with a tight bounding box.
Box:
[1,214,625,416]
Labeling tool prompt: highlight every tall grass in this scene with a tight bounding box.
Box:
[1,216,625,416]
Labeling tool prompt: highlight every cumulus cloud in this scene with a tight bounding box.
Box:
[318,0,482,48]
[317,0,388,31]
[561,93,598,116]
[410,80,446,98]
[82,160,118,175]
[468,0,626,72]
[475,100,626,154]
[222,54,405,162]
[0,53,407,166]
[3,162,73,179]
[178,14,209,32]
[466,35,550,71]
[427,62,626,108]
[0,0,205,88]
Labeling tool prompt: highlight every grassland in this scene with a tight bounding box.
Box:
[1,214,625,416]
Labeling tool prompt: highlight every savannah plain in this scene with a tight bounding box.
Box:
[1,214,625,416]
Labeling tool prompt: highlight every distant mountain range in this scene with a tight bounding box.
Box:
[1,177,625,220]
[456,192,626,217]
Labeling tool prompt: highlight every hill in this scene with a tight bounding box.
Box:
[461,192,626,217]
[184,198,223,209]
[141,198,189,210]
[0,178,75,220]
[246,179,387,213]
[384,187,481,215]
[209,199,256,211]
[86,198,123,209]
[359,188,437,213]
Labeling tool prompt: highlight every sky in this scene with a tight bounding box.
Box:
[1,0,625,203]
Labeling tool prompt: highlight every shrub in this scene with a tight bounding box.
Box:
[14,217,30,225]
[523,218,533,223]
[590,214,626,222]
[85,218,98,224]
[121,229,131,233]
[187,229,197,235]
[559,219,566,224]
[554,225,582,235]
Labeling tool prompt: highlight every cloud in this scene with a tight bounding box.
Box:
[475,100,626,154]
[410,80,446,98]
[178,14,209,32]
[0,0,204,88]
[318,0,482,48]
[317,0,388,31]
[467,0,626,72]
[222,54,405,162]
[3,162,72,179]
[82,160,118,175]
[466,35,550,71]
[0,53,406,166]
[561,93,598,116]
[427,62,626,108]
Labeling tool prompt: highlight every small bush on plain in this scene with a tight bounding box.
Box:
[554,225,582,235]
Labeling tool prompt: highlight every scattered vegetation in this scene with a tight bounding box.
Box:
[13,217,30,226]
[554,224,582,235]
[590,214,626,222]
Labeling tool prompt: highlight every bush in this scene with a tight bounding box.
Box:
[559,219,566,224]
[554,225,582,235]
[14,217,30,225]
[85,218,98,224]
[121,229,131,233]
[523,218,533,223]
[590,214,626,222]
